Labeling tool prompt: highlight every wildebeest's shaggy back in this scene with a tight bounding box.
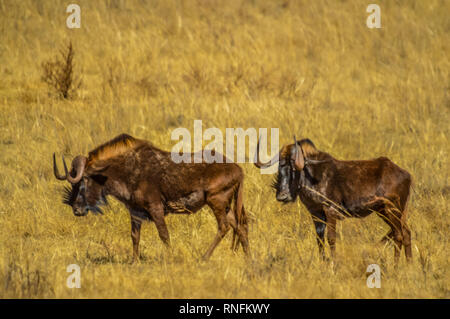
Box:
[87,134,142,165]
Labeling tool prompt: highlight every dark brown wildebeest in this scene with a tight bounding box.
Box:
[254,137,412,262]
[53,134,249,261]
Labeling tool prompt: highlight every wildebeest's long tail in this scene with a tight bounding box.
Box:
[231,181,249,253]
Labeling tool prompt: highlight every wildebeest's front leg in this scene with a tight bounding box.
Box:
[129,208,149,262]
[311,210,327,259]
[323,206,337,258]
[134,185,170,247]
[365,195,406,263]
[147,201,170,246]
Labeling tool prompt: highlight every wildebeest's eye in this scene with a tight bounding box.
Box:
[91,174,108,185]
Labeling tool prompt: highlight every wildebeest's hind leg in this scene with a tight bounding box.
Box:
[226,208,239,251]
[203,191,233,260]
[228,186,250,255]
[380,229,393,244]
[228,207,250,255]
[401,214,412,261]
[323,207,337,259]
[228,210,249,253]
[371,196,403,263]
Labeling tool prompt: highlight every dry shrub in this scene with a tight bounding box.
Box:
[41,41,81,99]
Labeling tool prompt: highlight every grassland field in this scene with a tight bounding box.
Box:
[0,0,448,298]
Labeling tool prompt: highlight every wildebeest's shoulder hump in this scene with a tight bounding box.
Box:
[88,133,142,163]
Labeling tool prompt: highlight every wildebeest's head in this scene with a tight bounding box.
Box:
[53,134,139,216]
[255,136,316,203]
[53,154,108,216]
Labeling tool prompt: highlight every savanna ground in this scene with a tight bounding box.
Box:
[0,0,448,298]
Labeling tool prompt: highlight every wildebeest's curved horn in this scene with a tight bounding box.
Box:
[53,153,67,180]
[254,136,280,169]
[292,135,305,171]
[63,155,87,184]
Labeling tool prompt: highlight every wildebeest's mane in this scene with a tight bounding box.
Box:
[88,133,141,164]
[297,138,319,158]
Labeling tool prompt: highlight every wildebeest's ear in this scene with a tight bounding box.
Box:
[292,135,305,171]
[86,162,110,185]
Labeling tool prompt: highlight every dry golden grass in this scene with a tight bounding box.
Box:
[0,0,448,298]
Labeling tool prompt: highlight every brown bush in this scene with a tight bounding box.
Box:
[41,41,81,99]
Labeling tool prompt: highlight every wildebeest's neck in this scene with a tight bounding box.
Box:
[299,151,335,188]
[97,143,167,202]
[296,152,337,212]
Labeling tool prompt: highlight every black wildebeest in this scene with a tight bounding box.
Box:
[255,137,412,262]
[53,134,249,261]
